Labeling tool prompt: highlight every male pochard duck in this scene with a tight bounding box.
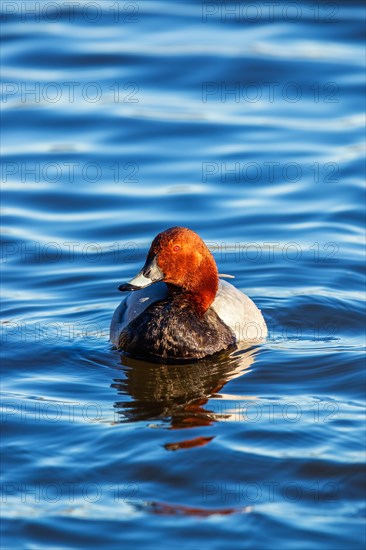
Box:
[110,227,267,362]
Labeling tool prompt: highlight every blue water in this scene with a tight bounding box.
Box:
[1,1,365,548]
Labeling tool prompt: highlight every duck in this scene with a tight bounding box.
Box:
[110,227,267,362]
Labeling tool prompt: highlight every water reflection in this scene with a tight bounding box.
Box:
[111,345,258,433]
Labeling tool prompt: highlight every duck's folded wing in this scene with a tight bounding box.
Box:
[211,280,267,342]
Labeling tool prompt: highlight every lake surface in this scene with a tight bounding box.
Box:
[1,1,365,548]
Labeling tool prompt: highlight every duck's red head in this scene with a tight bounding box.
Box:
[118,227,218,315]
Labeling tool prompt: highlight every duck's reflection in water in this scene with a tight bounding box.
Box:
[111,345,258,448]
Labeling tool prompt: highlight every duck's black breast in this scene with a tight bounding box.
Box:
[117,295,236,362]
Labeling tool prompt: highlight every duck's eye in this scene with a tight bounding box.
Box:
[172,244,181,253]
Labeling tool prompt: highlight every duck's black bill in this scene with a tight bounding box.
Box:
[118,283,142,292]
[117,255,164,292]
